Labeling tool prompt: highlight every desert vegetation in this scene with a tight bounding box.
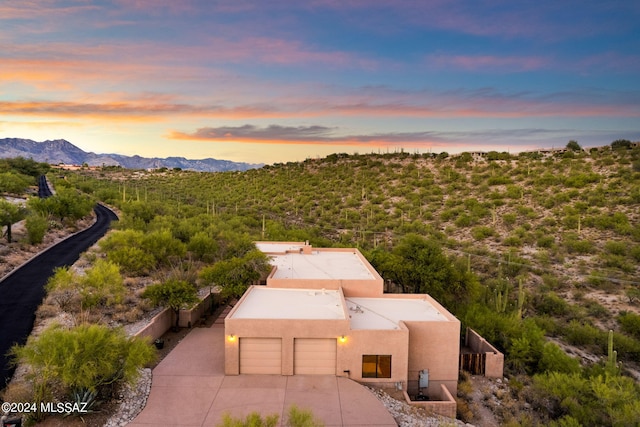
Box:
[2,142,639,425]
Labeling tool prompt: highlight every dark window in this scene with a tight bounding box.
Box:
[362,355,391,378]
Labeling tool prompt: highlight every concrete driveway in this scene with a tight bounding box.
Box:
[128,321,397,427]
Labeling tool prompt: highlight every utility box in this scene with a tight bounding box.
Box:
[419,369,429,389]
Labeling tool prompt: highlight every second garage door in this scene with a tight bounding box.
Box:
[240,338,282,374]
[294,338,337,375]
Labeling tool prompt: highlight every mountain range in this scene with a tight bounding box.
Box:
[0,138,262,172]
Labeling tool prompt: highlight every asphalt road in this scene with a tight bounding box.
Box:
[0,178,118,389]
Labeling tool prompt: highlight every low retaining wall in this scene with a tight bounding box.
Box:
[403,384,456,419]
[134,292,221,341]
[463,328,504,378]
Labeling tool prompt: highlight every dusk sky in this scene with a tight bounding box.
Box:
[1,1,639,164]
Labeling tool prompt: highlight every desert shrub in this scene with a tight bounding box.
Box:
[487,175,512,186]
[141,229,187,265]
[537,235,555,248]
[502,212,517,226]
[564,172,600,188]
[80,259,126,307]
[538,342,581,374]
[218,412,279,427]
[606,331,640,360]
[563,320,600,348]
[454,214,473,228]
[45,260,125,309]
[505,185,523,199]
[563,235,595,254]
[99,229,145,252]
[583,299,609,319]
[599,253,635,273]
[587,212,630,234]
[107,246,156,275]
[10,323,155,420]
[45,266,77,304]
[142,279,199,329]
[533,292,571,317]
[604,240,627,256]
[471,226,495,240]
[199,249,272,299]
[286,404,325,427]
[187,231,219,261]
[532,371,640,426]
[25,213,48,244]
[618,312,640,339]
[503,235,522,247]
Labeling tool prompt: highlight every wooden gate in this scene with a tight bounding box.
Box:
[459,353,486,375]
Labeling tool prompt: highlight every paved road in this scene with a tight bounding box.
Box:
[0,179,118,389]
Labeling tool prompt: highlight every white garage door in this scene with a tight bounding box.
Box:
[294,338,337,375]
[240,338,282,374]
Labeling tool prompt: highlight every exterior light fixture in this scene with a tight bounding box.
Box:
[228,334,236,342]
[339,335,347,343]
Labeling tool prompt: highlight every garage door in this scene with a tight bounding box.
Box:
[294,338,337,375]
[240,338,282,374]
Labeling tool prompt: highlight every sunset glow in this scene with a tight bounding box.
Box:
[1,1,639,163]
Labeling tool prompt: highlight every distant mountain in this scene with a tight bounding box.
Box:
[0,138,262,172]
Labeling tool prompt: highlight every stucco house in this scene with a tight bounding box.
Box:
[224,242,461,400]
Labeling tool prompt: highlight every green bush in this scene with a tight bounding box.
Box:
[502,212,517,226]
[537,235,555,248]
[538,342,581,374]
[454,214,473,228]
[618,312,640,339]
[45,260,125,309]
[471,226,495,240]
[532,371,640,426]
[564,321,601,348]
[141,229,187,265]
[80,259,126,307]
[604,240,627,256]
[10,324,155,419]
[107,246,156,276]
[142,279,199,329]
[187,231,219,261]
[533,292,570,317]
[25,214,48,244]
[563,235,595,254]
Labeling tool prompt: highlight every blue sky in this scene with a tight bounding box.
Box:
[1,0,639,163]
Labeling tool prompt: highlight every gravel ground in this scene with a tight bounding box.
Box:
[368,387,473,427]
[103,369,152,427]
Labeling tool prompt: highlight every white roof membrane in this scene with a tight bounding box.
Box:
[230,287,346,320]
[345,297,448,330]
[269,251,374,280]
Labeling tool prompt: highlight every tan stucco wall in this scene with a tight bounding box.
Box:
[402,384,457,419]
[465,328,504,378]
[225,315,411,386]
[225,316,350,375]
[266,275,383,297]
[338,325,410,387]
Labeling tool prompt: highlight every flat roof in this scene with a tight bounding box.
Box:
[255,242,304,254]
[230,287,345,320]
[345,297,448,330]
[269,251,375,280]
